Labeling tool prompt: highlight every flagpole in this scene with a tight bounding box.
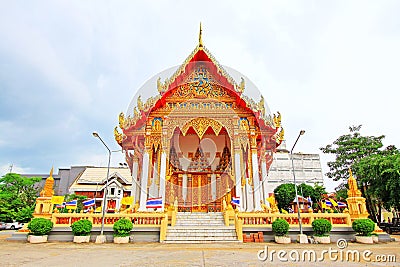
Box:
[93,132,112,243]
[290,130,307,244]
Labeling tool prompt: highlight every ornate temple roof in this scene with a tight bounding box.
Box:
[115,24,284,146]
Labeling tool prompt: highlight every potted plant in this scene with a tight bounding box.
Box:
[71,219,92,243]
[113,218,133,243]
[272,219,290,244]
[312,218,332,243]
[352,218,375,244]
[27,218,53,243]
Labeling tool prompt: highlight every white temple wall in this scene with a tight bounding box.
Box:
[265,151,324,195]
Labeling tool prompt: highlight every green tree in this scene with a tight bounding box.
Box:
[274,183,295,211]
[334,183,348,201]
[15,207,35,223]
[355,151,400,219]
[320,125,397,222]
[0,173,41,222]
[320,125,384,181]
[274,183,327,211]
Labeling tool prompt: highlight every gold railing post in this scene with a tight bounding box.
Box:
[235,213,243,242]
[160,213,168,242]
[171,209,177,227]
[224,211,229,226]
[51,214,57,225]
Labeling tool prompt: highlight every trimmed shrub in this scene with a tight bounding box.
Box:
[312,219,332,237]
[71,219,92,236]
[113,218,133,237]
[352,219,375,236]
[27,218,53,236]
[272,219,289,236]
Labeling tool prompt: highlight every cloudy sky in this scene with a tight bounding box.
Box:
[1,1,399,191]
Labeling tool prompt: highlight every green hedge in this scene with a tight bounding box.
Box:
[272,219,289,236]
[312,219,332,237]
[71,219,92,236]
[352,219,375,236]
[28,218,53,236]
[113,218,133,237]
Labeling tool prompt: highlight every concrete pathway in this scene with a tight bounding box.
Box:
[1,232,399,266]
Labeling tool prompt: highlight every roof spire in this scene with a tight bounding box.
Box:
[199,22,203,47]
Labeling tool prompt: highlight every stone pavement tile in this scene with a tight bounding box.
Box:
[1,236,399,267]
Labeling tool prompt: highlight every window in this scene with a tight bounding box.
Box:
[110,188,115,196]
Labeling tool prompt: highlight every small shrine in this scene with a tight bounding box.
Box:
[33,168,55,219]
[346,168,369,220]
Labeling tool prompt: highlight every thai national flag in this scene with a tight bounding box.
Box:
[66,200,77,209]
[56,202,66,209]
[337,201,347,208]
[82,199,95,207]
[325,200,332,207]
[231,197,240,206]
[146,197,162,209]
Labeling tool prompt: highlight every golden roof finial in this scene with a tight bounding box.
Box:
[199,22,203,47]
[40,167,54,197]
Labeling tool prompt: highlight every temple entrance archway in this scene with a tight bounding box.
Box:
[165,119,235,212]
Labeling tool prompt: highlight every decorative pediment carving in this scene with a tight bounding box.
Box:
[181,117,223,139]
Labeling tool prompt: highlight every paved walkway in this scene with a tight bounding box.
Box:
[1,232,399,266]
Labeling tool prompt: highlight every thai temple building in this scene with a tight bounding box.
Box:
[27,26,379,244]
[114,25,285,213]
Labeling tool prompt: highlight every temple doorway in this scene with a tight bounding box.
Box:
[165,123,235,212]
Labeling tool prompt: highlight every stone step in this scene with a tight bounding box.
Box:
[169,226,235,230]
[166,236,237,241]
[167,227,235,231]
[174,222,225,226]
[175,216,224,219]
[165,212,238,243]
[169,229,234,232]
[166,233,237,238]
[164,241,239,244]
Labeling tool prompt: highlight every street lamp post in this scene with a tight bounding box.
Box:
[290,130,308,243]
[93,132,111,243]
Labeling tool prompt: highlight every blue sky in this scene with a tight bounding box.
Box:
[1,1,399,191]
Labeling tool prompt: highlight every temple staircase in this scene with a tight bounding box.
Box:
[163,212,239,243]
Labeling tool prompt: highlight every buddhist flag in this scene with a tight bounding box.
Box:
[266,196,275,205]
[231,197,240,206]
[329,198,338,207]
[321,202,327,209]
[121,197,133,206]
[281,208,289,214]
[65,200,77,209]
[51,196,65,205]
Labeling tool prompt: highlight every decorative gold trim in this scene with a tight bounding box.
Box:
[181,117,223,139]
